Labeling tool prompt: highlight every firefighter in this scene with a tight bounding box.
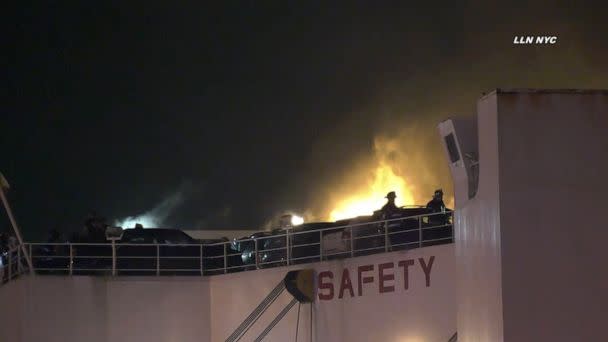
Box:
[427,189,449,226]
[380,191,399,216]
[46,228,62,255]
[84,211,107,243]
[426,189,446,213]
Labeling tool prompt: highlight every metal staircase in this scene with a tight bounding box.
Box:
[225,269,314,342]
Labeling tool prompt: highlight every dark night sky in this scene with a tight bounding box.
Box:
[3,2,607,240]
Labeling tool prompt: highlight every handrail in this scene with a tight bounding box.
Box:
[17,211,453,277]
[1,244,30,285]
[208,210,451,246]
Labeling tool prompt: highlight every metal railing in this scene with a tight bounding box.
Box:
[0,245,30,286]
[20,211,453,277]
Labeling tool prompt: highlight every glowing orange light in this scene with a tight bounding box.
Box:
[323,133,454,222]
[328,162,416,221]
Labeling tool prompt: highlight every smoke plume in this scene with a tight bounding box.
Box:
[114,186,186,228]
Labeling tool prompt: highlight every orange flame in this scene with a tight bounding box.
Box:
[328,162,416,221]
[322,132,454,222]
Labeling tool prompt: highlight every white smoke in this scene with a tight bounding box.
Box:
[114,189,184,229]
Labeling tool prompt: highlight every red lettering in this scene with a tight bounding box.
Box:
[418,256,435,287]
[378,262,395,293]
[317,258,435,301]
[357,265,374,296]
[338,268,355,298]
[318,271,334,300]
[398,259,414,290]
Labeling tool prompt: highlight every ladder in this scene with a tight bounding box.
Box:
[225,269,314,342]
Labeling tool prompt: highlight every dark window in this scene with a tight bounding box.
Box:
[445,133,461,163]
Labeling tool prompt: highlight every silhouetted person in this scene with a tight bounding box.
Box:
[7,234,17,251]
[134,223,144,231]
[427,189,449,226]
[46,228,62,255]
[0,233,7,251]
[380,191,399,216]
[84,211,107,242]
[426,189,446,213]
[84,212,97,239]
[48,229,60,243]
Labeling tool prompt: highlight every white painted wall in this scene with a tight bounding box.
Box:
[496,90,608,342]
[0,278,26,342]
[1,243,455,342]
[447,89,608,342]
[210,244,456,342]
[451,91,505,342]
[106,278,210,342]
[0,276,211,342]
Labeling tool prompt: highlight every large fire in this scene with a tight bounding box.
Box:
[322,132,453,222]
[328,162,416,221]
